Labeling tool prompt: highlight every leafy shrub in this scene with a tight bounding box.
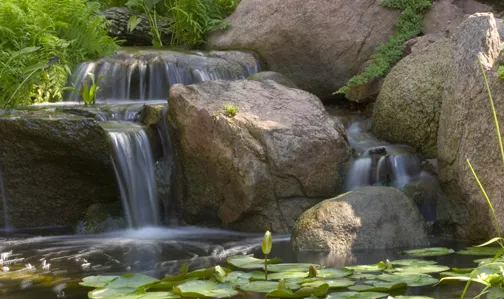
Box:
[336,0,432,95]
[0,0,118,107]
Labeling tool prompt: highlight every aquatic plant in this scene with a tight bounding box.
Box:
[262,230,272,280]
[336,0,432,95]
[0,0,118,107]
[223,103,239,117]
[63,73,104,105]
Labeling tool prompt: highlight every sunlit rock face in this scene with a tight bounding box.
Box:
[292,186,429,253]
[168,80,350,232]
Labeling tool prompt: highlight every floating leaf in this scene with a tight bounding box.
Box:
[317,268,353,278]
[326,291,389,299]
[186,265,230,280]
[439,271,471,279]
[349,281,406,292]
[106,273,159,289]
[268,264,320,273]
[148,279,195,290]
[174,280,238,298]
[267,283,328,298]
[139,292,180,299]
[80,276,118,288]
[301,279,355,289]
[227,255,282,269]
[402,247,454,257]
[345,262,386,272]
[162,264,188,281]
[457,246,502,256]
[391,259,437,267]
[238,281,300,293]
[393,297,434,299]
[267,272,308,280]
[376,273,438,287]
[395,265,450,274]
[348,274,377,280]
[88,287,138,299]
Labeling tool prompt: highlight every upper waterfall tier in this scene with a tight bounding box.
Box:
[66,49,262,102]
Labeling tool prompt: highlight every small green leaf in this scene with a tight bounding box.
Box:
[173,280,238,298]
[128,15,142,32]
[345,262,386,272]
[106,273,159,289]
[395,265,450,274]
[457,246,501,256]
[262,231,272,255]
[267,264,320,273]
[391,259,438,266]
[227,255,282,269]
[162,264,188,281]
[80,276,118,288]
[402,247,455,257]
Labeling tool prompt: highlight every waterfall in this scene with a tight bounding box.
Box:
[67,49,261,102]
[104,122,159,227]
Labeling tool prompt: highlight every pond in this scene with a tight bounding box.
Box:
[0,227,486,299]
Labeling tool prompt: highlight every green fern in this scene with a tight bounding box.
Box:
[336,0,432,95]
[0,0,118,107]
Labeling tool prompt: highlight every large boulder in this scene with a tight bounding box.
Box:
[291,186,429,253]
[372,37,452,158]
[437,13,503,242]
[207,0,400,100]
[0,109,119,228]
[168,80,350,232]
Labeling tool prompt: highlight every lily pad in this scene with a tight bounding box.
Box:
[402,247,454,257]
[106,273,159,289]
[317,268,353,278]
[162,264,188,281]
[376,273,438,287]
[345,262,386,272]
[138,292,180,299]
[348,274,377,280]
[439,271,471,278]
[267,264,320,273]
[267,272,309,280]
[267,283,329,298]
[80,275,118,288]
[301,279,355,289]
[89,287,138,299]
[457,247,501,256]
[393,297,434,299]
[395,265,450,274]
[326,291,389,299]
[239,281,286,293]
[390,259,437,267]
[227,255,281,270]
[348,282,406,292]
[173,280,238,298]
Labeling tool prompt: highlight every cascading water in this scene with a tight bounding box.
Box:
[67,49,261,102]
[103,122,159,227]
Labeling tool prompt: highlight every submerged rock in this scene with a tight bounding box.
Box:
[437,13,503,242]
[0,110,119,228]
[291,186,429,253]
[208,0,400,100]
[76,202,126,234]
[168,80,350,232]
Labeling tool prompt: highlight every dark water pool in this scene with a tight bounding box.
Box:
[0,227,484,299]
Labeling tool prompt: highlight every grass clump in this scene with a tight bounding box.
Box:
[0,0,118,107]
[336,0,432,95]
[223,103,239,117]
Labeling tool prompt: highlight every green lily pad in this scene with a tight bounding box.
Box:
[402,247,454,257]
[393,297,434,299]
[348,282,406,292]
[395,265,450,274]
[138,292,180,299]
[348,274,377,280]
[391,259,437,267]
[227,255,282,269]
[376,273,438,287]
[317,268,353,278]
[439,271,471,278]
[267,272,309,280]
[266,283,329,298]
[457,247,501,256]
[173,280,238,298]
[222,271,264,284]
[267,264,320,273]
[301,279,355,289]
[345,262,386,272]
[106,273,160,289]
[162,264,188,281]
[148,279,196,290]
[326,291,389,299]
[80,275,118,288]
[238,281,286,293]
[88,287,138,299]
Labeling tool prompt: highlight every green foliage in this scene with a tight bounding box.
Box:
[0,0,118,107]
[63,73,104,105]
[223,103,239,117]
[126,0,165,46]
[166,0,239,46]
[336,0,432,95]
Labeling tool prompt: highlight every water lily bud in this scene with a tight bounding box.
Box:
[262,231,272,255]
